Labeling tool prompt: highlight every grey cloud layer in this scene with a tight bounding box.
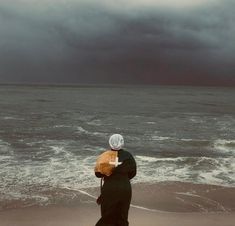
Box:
[0,0,234,85]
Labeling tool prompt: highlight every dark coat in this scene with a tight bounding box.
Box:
[95,149,137,226]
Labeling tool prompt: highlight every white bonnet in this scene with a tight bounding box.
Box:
[109,134,124,150]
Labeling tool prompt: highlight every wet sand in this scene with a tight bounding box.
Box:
[0,182,235,226]
[0,204,234,226]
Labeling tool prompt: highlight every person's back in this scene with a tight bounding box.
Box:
[95,134,137,226]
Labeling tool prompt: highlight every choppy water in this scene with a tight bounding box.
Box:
[0,84,235,208]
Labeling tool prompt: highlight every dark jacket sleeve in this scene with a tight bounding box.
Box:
[127,154,137,179]
[112,152,137,180]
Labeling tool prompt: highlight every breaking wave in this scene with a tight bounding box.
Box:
[213,139,235,154]
[135,155,235,187]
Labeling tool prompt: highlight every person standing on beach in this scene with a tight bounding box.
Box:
[94,134,137,226]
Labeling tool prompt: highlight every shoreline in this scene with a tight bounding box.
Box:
[1,181,235,213]
[85,181,235,213]
[1,181,235,226]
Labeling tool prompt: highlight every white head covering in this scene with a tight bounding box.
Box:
[109,134,124,150]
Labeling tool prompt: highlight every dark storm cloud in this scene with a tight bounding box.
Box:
[0,0,234,85]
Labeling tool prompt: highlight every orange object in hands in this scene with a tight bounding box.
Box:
[94,150,119,176]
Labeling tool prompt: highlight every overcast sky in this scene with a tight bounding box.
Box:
[0,0,234,86]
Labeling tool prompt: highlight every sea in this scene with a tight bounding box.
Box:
[0,84,235,208]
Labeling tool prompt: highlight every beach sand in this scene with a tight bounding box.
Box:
[0,182,235,226]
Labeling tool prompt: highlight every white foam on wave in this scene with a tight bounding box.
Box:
[2,116,24,120]
[151,136,172,141]
[83,145,104,152]
[0,140,14,163]
[198,170,224,185]
[136,155,185,163]
[0,139,10,146]
[2,146,235,191]
[87,119,102,126]
[136,155,158,162]
[0,141,101,206]
[1,143,235,207]
[151,136,208,143]
[198,157,235,185]
[76,126,89,134]
[135,155,186,184]
[50,145,72,157]
[189,116,204,124]
[146,121,156,124]
[76,126,107,138]
[213,139,235,153]
[0,155,13,162]
[134,155,235,187]
[180,138,198,142]
[40,144,98,188]
[53,125,71,128]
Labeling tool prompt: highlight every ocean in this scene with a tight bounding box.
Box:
[0,84,235,208]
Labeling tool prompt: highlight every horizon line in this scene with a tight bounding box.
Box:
[0,82,234,89]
